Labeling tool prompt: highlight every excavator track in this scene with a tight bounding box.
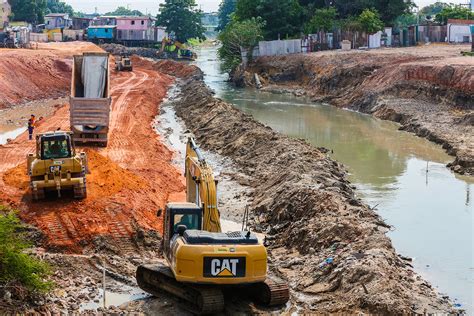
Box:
[251,278,290,306]
[136,264,225,315]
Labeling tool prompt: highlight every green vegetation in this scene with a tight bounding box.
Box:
[435,5,473,24]
[235,0,304,39]
[420,1,450,18]
[8,0,47,24]
[218,18,265,73]
[46,0,74,17]
[224,0,412,41]
[10,0,83,22]
[305,7,338,34]
[358,9,384,35]
[156,0,206,43]
[0,207,52,295]
[217,0,237,31]
[105,6,144,16]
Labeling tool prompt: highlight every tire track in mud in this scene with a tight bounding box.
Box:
[0,60,185,252]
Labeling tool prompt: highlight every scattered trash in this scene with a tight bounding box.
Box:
[319,257,334,268]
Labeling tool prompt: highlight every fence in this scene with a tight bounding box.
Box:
[418,25,447,43]
[30,32,48,42]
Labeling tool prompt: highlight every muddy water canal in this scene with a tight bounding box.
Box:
[194,46,473,313]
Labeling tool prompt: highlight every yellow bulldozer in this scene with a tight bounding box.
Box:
[136,138,289,314]
[27,131,88,200]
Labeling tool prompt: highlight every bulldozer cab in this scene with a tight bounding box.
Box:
[38,133,74,160]
[162,203,202,257]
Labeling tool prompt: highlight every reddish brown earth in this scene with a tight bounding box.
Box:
[0,46,185,253]
[0,42,102,109]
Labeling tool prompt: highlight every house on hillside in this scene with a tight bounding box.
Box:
[45,13,72,30]
[115,16,157,42]
[72,17,91,30]
[447,19,474,43]
[1,0,11,29]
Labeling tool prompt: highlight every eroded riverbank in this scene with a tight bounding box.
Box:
[154,60,455,314]
[235,45,474,176]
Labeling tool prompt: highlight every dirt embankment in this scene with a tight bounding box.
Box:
[160,61,454,314]
[236,45,474,175]
[0,42,102,109]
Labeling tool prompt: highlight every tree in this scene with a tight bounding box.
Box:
[156,0,206,43]
[46,0,74,17]
[305,7,337,33]
[218,0,237,31]
[301,0,414,24]
[393,13,417,27]
[105,6,144,16]
[358,8,384,35]
[420,2,450,17]
[218,17,265,72]
[435,5,472,24]
[9,0,47,24]
[235,0,304,40]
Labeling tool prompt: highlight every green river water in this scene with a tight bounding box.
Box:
[194,46,473,313]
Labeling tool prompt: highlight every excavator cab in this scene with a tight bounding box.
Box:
[162,203,203,259]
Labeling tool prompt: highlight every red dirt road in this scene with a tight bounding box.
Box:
[0,56,185,252]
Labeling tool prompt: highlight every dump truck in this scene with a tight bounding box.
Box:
[70,52,111,147]
[27,131,88,200]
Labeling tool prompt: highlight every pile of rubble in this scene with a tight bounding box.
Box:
[100,43,161,59]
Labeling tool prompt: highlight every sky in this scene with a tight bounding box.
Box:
[64,0,469,15]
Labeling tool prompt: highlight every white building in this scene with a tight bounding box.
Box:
[447,19,474,43]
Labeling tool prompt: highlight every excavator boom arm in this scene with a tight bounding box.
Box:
[185,138,221,232]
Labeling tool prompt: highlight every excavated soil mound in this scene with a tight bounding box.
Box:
[167,66,453,314]
[153,59,201,78]
[0,51,70,108]
[0,42,104,109]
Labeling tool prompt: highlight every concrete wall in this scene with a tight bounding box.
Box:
[30,32,48,42]
[448,23,472,42]
[64,29,84,41]
[155,27,167,42]
[368,31,382,48]
[258,39,302,57]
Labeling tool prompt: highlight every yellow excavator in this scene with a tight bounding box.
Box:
[136,138,289,314]
[159,38,197,61]
[27,131,88,200]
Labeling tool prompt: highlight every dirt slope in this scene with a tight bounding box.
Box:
[162,63,453,314]
[0,56,185,253]
[239,44,474,175]
[0,42,102,109]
